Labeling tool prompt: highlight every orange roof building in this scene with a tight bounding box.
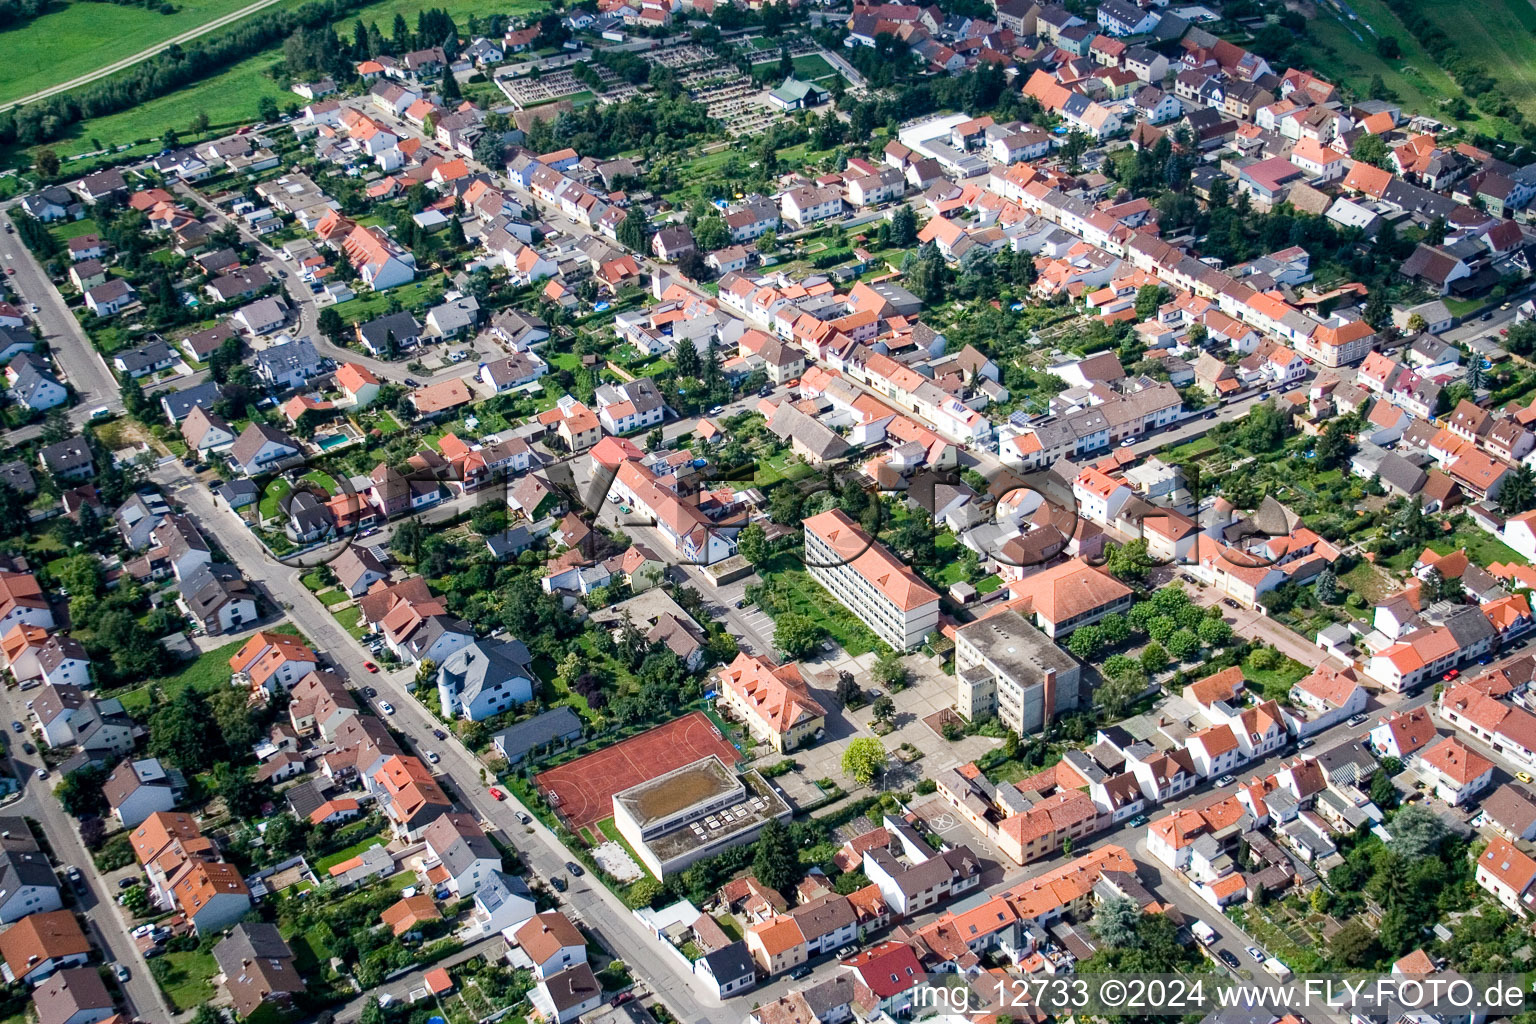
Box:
[802,509,940,650]
[718,652,826,754]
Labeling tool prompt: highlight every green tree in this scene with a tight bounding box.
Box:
[317,306,345,344]
[1092,895,1141,948]
[752,818,799,891]
[33,148,60,178]
[624,877,663,909]
[872,650,908,692]
[1350,133,1390,169]
[440,66,461,101]
[1314,567,1340,604]
[1140,642,1168,674]
[57,763,110,817]
[1499,463,1536,515]
[774,613,826,659]
[1387,803,1446,858]
[1066,625,1104,660]
[1097,671,1146,719]
[1370,768,1399,809]
[841,737,887,787]
[870,694,896,726]
[1106,539,1153,583]
[736,522,769,565]
[617,205,651,252]
[1330,919,1382,968]
[1196,615,1233,647]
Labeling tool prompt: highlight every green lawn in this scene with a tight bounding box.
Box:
[333,604,366,637]
[48,218,102,242]
[1417,0,1536,120]
[258,478,292,521]
[789,54,839,82]
[331,278,447,324]
[16,0,544,162]
[112,623,301,715]
[1242,651,1310,703]
[312,831,390,874]
[317,588,350,607]
[153,949,219,1012]
[757,554,885,657]
[1426,529,1523,571]
[0,0,307,106]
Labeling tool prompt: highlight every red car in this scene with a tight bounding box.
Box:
[1443,669,1460,681]
[363,661,379,673]
[488,786,506,801]
[4,268,13,275]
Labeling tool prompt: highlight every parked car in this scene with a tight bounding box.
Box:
[516,811,532,825]
[788,965,813,980]
[113,964,129,982]
[424,750,440,764]
[117,878,136,890]
[34,768,46,780]
[378,701,395,715]
[1246,946,1265,962]
[1127,814,1148,827]
[433,728,448,740]
[9,721,21,733]
[488,786,506,800]
[1215,774,1235,787]
[21,742,33,755]
[550,875,567,892]
[565,861,584,877]
[1218,949,1241,969]
[363,686,377,698]
[1347,713,1369,727]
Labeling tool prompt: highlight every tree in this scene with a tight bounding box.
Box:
[1500,463,1536,515]
[1387,803,1446,858]
[624,877,663,909]
[871,695,896,726]
[1370,768,1399,809]
[33,148,59,178]
[317,307,345,344]
[1097,671,1146,719]
[1106,539,1152,583]
[1066,625,1104,660]
[1405,312,1428,334]
[752,818,799,891]
[440,66,461,101]
[1140,642,1168,674]
[755,230,778,255]
[692,215,728,253]
[841,737,887,787]
[774,613,826,659]
[1314,567,1340,604]
[1350,133,1390,169]
[835,671,861,707]
[889,205,917,247]
[872,650,908,692]
[1196,615,1233,647]
[1092,895,1141,948]
[1134,284,1166,321]
[57,763,110,817]
[616,204,650,252]
[736,523,769,566]
[1330,919,1382,968]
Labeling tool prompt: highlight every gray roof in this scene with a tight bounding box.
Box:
[357,311,421,349]
[766,402,850,461]
[438,638,534,706]
[254,336,318,377]
[424,812,500,878]
[160,381,224,422]
[115,340,176,373]
[213,922,294,977]
[700,940,755,982]
[177,562,249,622]
[230,422,299,469]
[476,869,533,914]
[0,849,57,895]
[38,437,92,474]
[491,706,584,762]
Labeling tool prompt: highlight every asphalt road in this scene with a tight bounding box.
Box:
[154,462,724,1024]
[0,209,126,440]
[0,736,174,1021]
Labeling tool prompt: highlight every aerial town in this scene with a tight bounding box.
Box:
[0,0,1534,1022]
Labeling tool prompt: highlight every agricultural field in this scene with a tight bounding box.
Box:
[16,0,544,162]
[1414,0,1536,119]
[0,0,306,107]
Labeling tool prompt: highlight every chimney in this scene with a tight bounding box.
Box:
[1042,668,1057,732]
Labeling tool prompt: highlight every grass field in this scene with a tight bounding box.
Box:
[1417,0,1536,118]
[153,949,219,1012]
[0,0,309,106]
[312,830,390,873]
[113,623,301,715]
[331,277,447,324]
[16,0,543,162]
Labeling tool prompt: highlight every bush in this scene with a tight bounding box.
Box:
[92,834,133,873]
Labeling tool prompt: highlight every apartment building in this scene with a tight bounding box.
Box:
[954,609,1081,734]
[803,509,941,650]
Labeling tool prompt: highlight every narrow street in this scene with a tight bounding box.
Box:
[0,756,174,1021]
[0,209,126,443]
[154,462,724,1024]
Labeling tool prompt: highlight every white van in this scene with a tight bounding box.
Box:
[1190,920,1217,945]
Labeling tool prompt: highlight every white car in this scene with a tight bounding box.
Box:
[379,701,395,715]
[425,750,440,764]
[1215,774,1235,787]
[1246,946,1265,963]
